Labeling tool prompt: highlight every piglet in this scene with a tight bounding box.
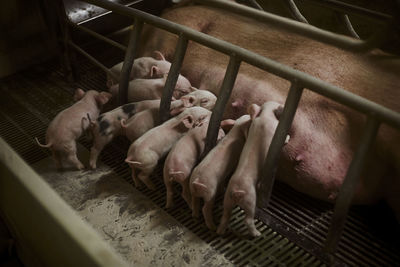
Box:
[109,73,195,103]
[125,107,211,190]
[120,89,218,142]
[170,89,217,116]
[120,106,159,142]
[217,102,289,237]
[107,51,171,88]
[88,100,160,169]
[35,89,112,170]
[163,119,226,209]
[189,115,251,230]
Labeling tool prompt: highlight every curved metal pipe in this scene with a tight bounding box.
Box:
[286,0,309,24]
[337,12,360,39]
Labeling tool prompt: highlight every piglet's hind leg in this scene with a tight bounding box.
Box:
[244,207,260,237]
[138,172,156,190]
[181,182,192,210]
[191,196,200,218]
[165,179,175,208]
[203,198,216,230]
[131,168,142,188]
[217,199,234,235]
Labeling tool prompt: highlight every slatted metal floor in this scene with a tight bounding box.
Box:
[0,53,399,266]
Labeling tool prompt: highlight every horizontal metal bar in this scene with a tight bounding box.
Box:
[68,40,119,82]
[202,56,242,158]
[118,19,143,105]
[69,21,127,51]
[300,0,393,22]
[257,82,304,208]
[199,0,391,52]
[324,116,380,253]
[75,0,144,26]
[82,0,400,130]
[159,34,189,123]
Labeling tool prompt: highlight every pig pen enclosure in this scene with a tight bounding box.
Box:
[1,0,400,266]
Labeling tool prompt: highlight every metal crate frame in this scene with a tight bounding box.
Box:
[60,0,400,259]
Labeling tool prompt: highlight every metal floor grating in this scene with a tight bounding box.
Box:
[0,54,399,266]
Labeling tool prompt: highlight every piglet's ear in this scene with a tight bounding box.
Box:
[181,115,194,129]
[248,103,261,120]
[220,119,235,132]
[274,105,284,120]
[95,91,112,106]
[150,66,160,78]
[74,88,86,101]
[153,50,166,61]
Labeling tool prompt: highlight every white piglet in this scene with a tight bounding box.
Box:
[35,89,112,170]
[217,102,289,237]
[163,119,226,209]
[125,107,211,190]
[106,50,171,88]
[189,115,251,230]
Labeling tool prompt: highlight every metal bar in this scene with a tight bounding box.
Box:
[257,82,304,208]
[324,116,380,253]
[337,13,360,39]
[68,41,119,82]
[202,56,241,158]
[118,18,143,105]
[159,34,189,123]
[286,0,309,24]
[56,0,78,82]
[198,0,391,52]
[247,0,263,10]
[68,21,127,51]
[82,0,400,130]
[0,138,129,267]
[300,0,392,22]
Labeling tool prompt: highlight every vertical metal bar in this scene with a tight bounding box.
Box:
[286,0,309,24]
[159,34,189,123]
[118,18,143,105]
[324,116,380,253]
[337,13,360,38]
[247,0,264,10]
[202,55,241,158]
[55,0,78,82]
[257,82,304,208]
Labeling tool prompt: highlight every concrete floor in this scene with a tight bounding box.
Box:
[32,144,233,266]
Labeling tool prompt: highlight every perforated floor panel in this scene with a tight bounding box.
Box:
[0,54,399,266]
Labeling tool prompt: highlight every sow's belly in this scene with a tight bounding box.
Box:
[138,5,400,205]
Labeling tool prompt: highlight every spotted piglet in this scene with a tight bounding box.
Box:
[35,89,112,170]
[89,100,160,169]
[125,107,211,190]
[163,119,227,209]
[120,89,218,143]
[189,115,251,230]
[217,102,289,237]
[107,51,171,88]
[120,106,159,143]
